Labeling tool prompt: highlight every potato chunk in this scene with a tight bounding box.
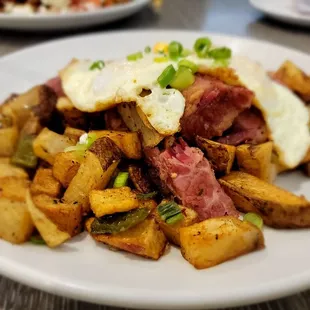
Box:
[52,152,81,188]
[0,197,34,244]
[86,217,167,260]
[220,171,310,228]
[180,217,264,269]
[236,142,273,182]
[153,204,199,246]
[0,126,19,157]
[31,168,62,198]
[0,177,30,201]
[196,136,235,175]
[0,162,28,179]
[26,191,70,247]
[64,127,86,144]
[90,187,139,217]
[33,128,74,165]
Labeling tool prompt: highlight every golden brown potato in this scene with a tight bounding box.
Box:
[0,197,34,244]
[33,128,75,165]
[52,152,81,188]
[220,171,310,228]
[272,60,310,97]
[86,217,167,260]
[64,127,86,144]
[0,177,30,201]
[90,130,142,160]
[117,103,164,147]
[4,85,57,129]
[180,217,264,269]
[90,187,139,217]
[196,136,235,175]
[0,126,19,157]
[153,204,199,246]
[236,142,273,182]
[30,168,62,198]
[56,97,86,129]
[32,194,82,237]
[26,191,70,248]
[0,162,28,179]
[63,151,119,214]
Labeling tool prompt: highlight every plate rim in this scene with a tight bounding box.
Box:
[1,30,310,309]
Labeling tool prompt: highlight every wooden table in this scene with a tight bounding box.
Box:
[1,0,310,309]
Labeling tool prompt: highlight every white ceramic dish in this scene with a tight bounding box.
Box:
[0,0,150,30]
[1,30,310,309]
[250,0,310,26]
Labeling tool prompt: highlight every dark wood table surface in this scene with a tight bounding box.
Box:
[1,0,310,309]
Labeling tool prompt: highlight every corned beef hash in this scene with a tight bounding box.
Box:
[1,38,310,269]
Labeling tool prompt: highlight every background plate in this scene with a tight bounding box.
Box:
[0,30,310,309]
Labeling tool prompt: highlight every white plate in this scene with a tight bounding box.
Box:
[1,30,310,309]
[250,0,310,26]
[0,0,150,30]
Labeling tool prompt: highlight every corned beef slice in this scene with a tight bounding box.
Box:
[181,74,254,140]
[149,141,238,220]
[218,108,268,146]
[46,76,65,98]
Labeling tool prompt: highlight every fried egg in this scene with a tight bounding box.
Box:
[60,54,214,136]
[231,56,310,168]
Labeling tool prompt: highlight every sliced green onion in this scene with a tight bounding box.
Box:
[157,201,183,225]
[213,58,230,68]
[178,59,198,73]
[144,46,151,53]
[137,191,157,200]
[168,41,183,60]
[180,48,192,57]
[170,66,195,90]
[243,212,263,229]
[154,56,169,63]
[157,65,176,88]
[113,172,129,188]
[89,60,105,71]
[194,37,212,58]
[127,52,143,61]
[64,133,97,154]
[85,133,97,148]
[30,236,46,245]
[208,47,231,60]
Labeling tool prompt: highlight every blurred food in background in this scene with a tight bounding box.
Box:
[0,0,131,14]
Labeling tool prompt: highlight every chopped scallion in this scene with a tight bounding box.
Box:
[194,37,212,58]
[166,212,184,225]
[157,201,183,225]
[178,59,198,73]
[243,212,263,229]
[168,41,183,60]
[154,56,169,63]
[137,191,157,200]
[208,47,231,60]
[144,46,151,53]
[30,236,46,245]
[127,52,143,61]
[180,48,192,57]
[157,65,176,88]
[113,172,129,188]
[89,60,105,71]
[170,66,195,90]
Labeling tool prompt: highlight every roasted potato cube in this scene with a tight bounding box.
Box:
[220,171,310,228]
[0,162,28,179]
[273,60,310,96]
[0,197,34,244]
[63,151,119,214]
[118,103,164,147]
[26,191,71,247]
[30,168,62,198]
[90,130,142,159]
[33,128,75,165]
[86,217,167,260]
[153,204,199,246]
[90,187,139,217]
[52,152,81,188]
[128,165,153,193]
[180,217,264,269]
[5,85,57,129]
[236,142,273,182]
[0,177,30,201]
[64,127,86,144]
[0,126,19,157]
[56,97,86,129]
[32,194,82,237]
[196,136,235,175]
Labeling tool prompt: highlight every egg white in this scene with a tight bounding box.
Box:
[231,56,310,168]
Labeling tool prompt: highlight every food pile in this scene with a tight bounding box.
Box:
[0,0,130,14]
[1,38,310,269]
